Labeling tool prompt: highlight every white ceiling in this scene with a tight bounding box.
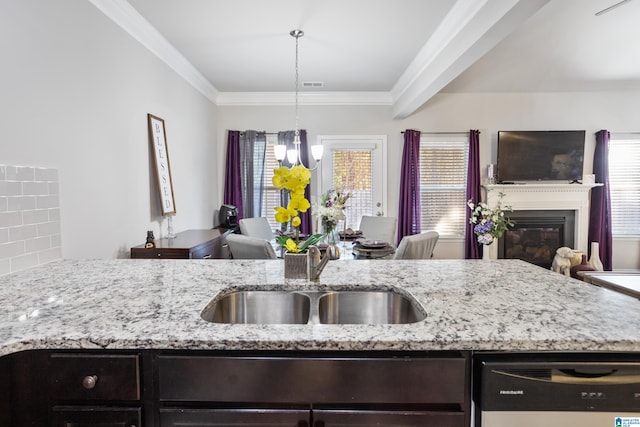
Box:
[93,0,640,118]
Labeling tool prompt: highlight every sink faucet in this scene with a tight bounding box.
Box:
[307,245,339,281]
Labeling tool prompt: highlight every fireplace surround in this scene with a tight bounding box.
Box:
[498,210,575,268]
[483,183,600,262]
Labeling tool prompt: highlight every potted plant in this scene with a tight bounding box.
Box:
[272,165,323,278]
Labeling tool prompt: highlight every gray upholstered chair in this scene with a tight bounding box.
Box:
[226,233,277,259]
[393,231,439,260]
[239,217,275,241]
[358,216,398,246]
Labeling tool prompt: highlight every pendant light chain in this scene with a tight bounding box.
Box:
[292,29,303,143]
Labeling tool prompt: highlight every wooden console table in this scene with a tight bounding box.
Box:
[130,229,232,259]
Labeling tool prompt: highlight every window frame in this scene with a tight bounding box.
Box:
[418,133,469,239]
[608,133,640,237]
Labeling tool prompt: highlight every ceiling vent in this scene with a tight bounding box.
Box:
[303,82,324,88]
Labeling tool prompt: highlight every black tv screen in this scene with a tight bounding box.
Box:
[497,130,585,182]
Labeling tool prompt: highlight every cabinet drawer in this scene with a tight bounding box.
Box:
[52,406,142,427]
[130,248,190,259]
[190,241,217,259]
[159,355,467,404]
[49,354,140,401]
[314,409,465,427]
[160,408,309,426]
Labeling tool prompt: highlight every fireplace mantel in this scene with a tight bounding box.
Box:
[483,183,601,260]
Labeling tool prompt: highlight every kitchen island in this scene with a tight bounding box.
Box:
[3,258,640,354]
[1,259,639,426]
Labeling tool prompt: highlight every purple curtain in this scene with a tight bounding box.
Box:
[298,130,313,235]
[465,130,481,259]
[397,130,421,244]
[588,130,613,270]
[223,130,243,219]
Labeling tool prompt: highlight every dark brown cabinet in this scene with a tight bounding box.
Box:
[130,229,231,259]
[157,351,470,427]
[160,408,309,426]
[3,349,470,426]
[48,353,143,427]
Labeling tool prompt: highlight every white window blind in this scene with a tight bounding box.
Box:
[331,149,372,229]
[419,134,469,237]
[609,134,640,236]
[261,135,282,232]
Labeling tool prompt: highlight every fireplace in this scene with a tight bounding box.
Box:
[483,183,600,261]
[498,210,575,269]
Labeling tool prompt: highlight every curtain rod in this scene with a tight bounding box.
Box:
[239,131,279,136]
[400,131,470,135]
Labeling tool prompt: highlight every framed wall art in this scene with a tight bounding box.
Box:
[147,114,176,215]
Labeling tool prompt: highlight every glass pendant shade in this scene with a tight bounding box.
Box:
[274,144,287,162]
[311,144,324,161]
[287,149,298,164]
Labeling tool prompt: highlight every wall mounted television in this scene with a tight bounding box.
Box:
[497,130,586,182]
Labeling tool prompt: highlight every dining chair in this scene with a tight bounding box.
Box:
[358,216,397,246]
[226,233,277,259]
[239,217,275,241]
[393,231,439,260]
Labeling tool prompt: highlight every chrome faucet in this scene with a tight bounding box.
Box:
[307,244,340,281]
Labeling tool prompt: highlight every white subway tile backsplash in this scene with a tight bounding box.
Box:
[49,208,60,222]
[11,253,39,272]
[0,241,25,259]
[23,181,49,196]
[23,209,49,225]
[39,247,62,264]
[35,167,58,182]
[7,166,35,182]
[0,165,62,275]
[38,221,60,237]
[0,212,22,228]
[26,236,51,253]
[0,181,23,196]
[0,259,9,276]
[9,224,38,242]
[50,234,61,248]
[36,195,59,209]
[8,196,36,211]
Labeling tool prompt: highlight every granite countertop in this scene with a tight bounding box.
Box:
[1,258,640,356]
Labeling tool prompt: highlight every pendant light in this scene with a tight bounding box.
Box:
[274,29,323,169]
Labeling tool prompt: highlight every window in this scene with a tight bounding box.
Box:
[329,149,373,229]
[319,136,387,231]
[260,134,282,231]
[609,134,640,236]
[419,133,469,237]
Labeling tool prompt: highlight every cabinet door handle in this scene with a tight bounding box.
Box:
[82,375,98,389]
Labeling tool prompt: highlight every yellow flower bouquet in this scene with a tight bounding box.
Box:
[272,165,323,253]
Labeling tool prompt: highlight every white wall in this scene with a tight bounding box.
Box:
[217,91,640,269]
[0,0,218,259]
[2,1,636,268]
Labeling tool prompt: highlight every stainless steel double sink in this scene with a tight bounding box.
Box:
[201,289,426,325]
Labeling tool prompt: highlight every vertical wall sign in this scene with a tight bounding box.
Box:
[147,114,176,215]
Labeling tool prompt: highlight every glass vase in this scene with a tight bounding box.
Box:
[322,221,339,245]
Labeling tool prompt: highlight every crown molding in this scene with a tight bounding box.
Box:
[216,91,393,106]
[88,0,219,103]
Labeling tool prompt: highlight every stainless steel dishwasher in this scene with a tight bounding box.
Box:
[474,353,640,427]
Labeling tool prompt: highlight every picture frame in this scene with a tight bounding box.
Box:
[147,114,176,215]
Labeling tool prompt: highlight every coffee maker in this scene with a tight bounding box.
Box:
[219,204,238,229]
